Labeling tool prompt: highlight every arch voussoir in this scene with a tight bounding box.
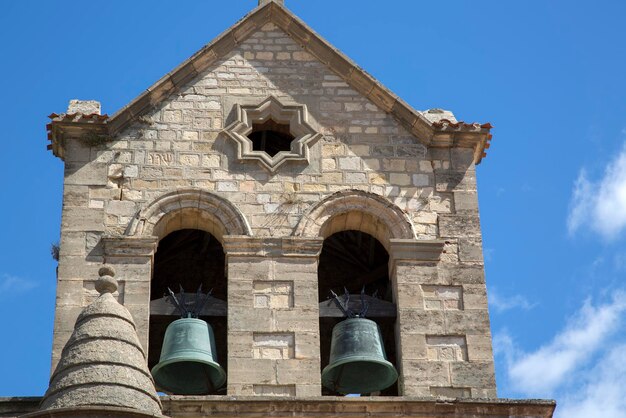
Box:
[125,188,251,242]
[294,190,416,249]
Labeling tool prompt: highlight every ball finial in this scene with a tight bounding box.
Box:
[95,265,118,294]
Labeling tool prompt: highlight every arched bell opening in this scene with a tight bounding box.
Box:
[148,229,227,395]
[318,230,398,396]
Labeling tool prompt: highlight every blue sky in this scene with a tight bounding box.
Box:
[1,1,625,416]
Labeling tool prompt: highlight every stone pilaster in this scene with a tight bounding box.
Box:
[223,236,323,397]
[102,236,158,352]
[388,239,445,396]
[389,238,495,398]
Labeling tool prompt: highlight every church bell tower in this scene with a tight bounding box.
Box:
[8,1,555,417]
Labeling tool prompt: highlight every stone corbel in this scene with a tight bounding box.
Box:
[223,236,323,258]
[102,235,158,263]
[389,239,446,263]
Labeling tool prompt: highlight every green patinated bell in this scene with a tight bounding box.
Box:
[321,317,398,394]
[151,317,226,395]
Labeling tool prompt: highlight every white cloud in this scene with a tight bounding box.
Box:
[0,274,37,293]
[556,343,626,418]
[498,291,626,397]
[489,289,536,313]
[568,142,626,240]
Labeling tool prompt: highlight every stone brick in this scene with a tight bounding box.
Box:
[454,191,479,212]
[444,310,491,335]
[252,384,295,396]
[430,386,471,398]
[450,362,495,388]
[65,162,107,186]
[253,333,295,359]
[426,336,468,361]
[253,281,294,309]
[438,214,482,238]
[422,285,463,310]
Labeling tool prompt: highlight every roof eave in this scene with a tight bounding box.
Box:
[51,2,494,164]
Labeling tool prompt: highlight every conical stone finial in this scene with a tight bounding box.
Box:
[36,266,163,417]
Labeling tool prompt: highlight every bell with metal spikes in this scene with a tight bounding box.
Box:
[321,289,398,394]
[151,287,226,395]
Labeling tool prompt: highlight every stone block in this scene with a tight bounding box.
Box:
[395,282,423,308]
[253,281,294,308]
[229,308,272,331]
[64,162,107,186]
[466,334,494,362]
[63,185,89,207]
[229,280,255,307]
[458,237,484,262]
[229,358,276,384]
[253,333,295,359]
[438,264,485,285]
[273,309,319,332]
[65,139,92,163]
[105,200,137,217]
[57,256,100,280]
[403,361,451,386]
[275,359,320,385]
[59,231,87,257]
[122,281,150,303]
[430,386,471,398]
[67,99,101,115]
[450,362,496,388]
[438,215,482,238]
[444,310,491,335]
[421,285,463,310]
[398,333,427,360]
[453,191,479,212]
[54,280,84,307]
[293,331,319,360]
[252,384,295,396]
[398,310,445,334]
[394,264,440,285]
[434,170,476,192]
[462,284,488,309]
[425,336,468,361]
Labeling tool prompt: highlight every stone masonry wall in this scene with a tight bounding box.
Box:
[53,22,495,398]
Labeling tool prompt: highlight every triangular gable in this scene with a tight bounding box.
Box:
[49,1,492,163]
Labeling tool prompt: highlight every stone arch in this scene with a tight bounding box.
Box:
[294,189,416,250]
[125,188,252,242]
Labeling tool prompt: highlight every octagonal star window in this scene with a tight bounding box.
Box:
[224,96,322,172]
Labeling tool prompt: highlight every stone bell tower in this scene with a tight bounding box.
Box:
[2,1,556,417]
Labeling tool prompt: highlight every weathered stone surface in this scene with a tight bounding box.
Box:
[67,99,101,115]
[45,11,505,404]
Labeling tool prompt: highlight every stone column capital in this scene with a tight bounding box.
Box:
[389,239,446,262]
[102,235,158,260]
[223,236,323,258]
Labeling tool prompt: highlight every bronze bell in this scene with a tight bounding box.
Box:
[151,317,226,395]
[321,317,398,394]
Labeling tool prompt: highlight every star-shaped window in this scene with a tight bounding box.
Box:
[224,96,321,172]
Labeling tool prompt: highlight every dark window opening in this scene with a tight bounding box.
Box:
[247,118,295,157]
[149,229,227,394]
[318,230,398,396]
